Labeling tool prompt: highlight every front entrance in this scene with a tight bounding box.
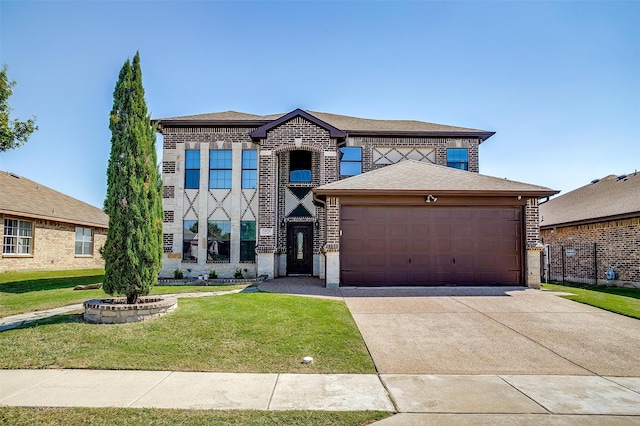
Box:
[287,222,313,275]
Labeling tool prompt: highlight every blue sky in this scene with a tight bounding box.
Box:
[1,0,638,208]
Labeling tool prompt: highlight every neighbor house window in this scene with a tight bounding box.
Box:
[185,150,200,189]
[183,220,198,261]
[3,219,33,255]
[290,151,312,182]
[447,148,469,171]
[240,221,256,262]
[242,150,257,189]
[209,150,232,189]
[340,147,362,177]
[75,227,93,255]
[207,220,230,262]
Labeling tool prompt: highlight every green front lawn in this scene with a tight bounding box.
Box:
[0,269,244,318]
[0,292,375,374]
[542,283,640,319]
[0,407,391,426]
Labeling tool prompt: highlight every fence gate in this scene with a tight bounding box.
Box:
[544,243,597,285]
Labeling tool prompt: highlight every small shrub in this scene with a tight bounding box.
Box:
[173,268,184,279]
[234,269,244,279]
[209,269,218,279]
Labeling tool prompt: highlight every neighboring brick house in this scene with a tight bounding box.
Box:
[540,172,640,287]
[155,109,556,287]
[0,171,108,272]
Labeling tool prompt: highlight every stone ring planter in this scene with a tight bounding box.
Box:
[84,296,178,324]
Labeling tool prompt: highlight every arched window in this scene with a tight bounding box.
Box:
[289,151,312,182]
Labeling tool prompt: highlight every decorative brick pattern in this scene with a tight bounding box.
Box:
[164,210,174,223]
[163,185,175,198]
[163,233,173,253]
[162,161,176,174]
[350,136,480,173]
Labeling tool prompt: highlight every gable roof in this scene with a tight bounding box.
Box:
[540,172,640,228]
[155,109,495,141]
[249,109,347,139]
[0,171,109,228]
[313,160,558,197]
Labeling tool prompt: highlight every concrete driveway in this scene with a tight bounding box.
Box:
[340,286,640,376]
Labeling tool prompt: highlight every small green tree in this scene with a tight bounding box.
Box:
[102,52,163,304]
[0,65,38,152]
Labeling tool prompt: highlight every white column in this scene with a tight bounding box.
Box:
[197,143,209,268]
[230,143,242,264]
[325,251,340,288]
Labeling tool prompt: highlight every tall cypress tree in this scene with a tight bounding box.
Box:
[103,52,163,304]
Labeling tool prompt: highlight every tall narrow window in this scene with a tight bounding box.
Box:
[209,150,232,189]
[182,220,198,261]
[447,148,469,171]
[3,219,33,255]
[207,220,230,262]
[75,227,93,255]
[242,150,257,189]
[289,151,312,182]
[340,147,362,178]
[185,150,200,189]
[240,220,256,262]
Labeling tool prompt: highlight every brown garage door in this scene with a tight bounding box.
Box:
[340,205,522,286]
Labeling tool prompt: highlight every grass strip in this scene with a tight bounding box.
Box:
[542,283,640,319]
[0,407,392,426]
[0,292,376,374]
[0,269,244,318]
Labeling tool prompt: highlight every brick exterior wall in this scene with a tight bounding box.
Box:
[0,215,106,272]
[160,125,260,278]
[349,136,480,173]
[541,217,640,285]
[525,198,541,247]
[159,111,539,285]
[256,117,336,260]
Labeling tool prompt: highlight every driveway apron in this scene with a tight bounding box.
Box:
[341,287,640,376]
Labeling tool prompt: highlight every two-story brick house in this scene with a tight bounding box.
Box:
[155,109,557,287]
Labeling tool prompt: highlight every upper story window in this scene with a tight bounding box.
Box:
[185,150,200,189]
[447,148,469,171]
[209,150,232,189]
[340,147,362,178]
[289,151,312,182]
[75,227,93,256]
[242,150,257,189]
[3,218,33,255]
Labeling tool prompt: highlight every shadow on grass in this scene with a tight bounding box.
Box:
[0,276,104,294]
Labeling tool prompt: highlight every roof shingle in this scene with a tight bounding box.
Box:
[314,160,558,197]
[155,109,494,140]
[0,171,109,228]
[539,172,640,227]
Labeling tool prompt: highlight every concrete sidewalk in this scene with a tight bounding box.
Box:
[2,369,640,419]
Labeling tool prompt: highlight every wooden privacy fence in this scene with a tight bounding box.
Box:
[543,243,597,285]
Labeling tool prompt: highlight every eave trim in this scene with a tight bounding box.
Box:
[249,109,347,139]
